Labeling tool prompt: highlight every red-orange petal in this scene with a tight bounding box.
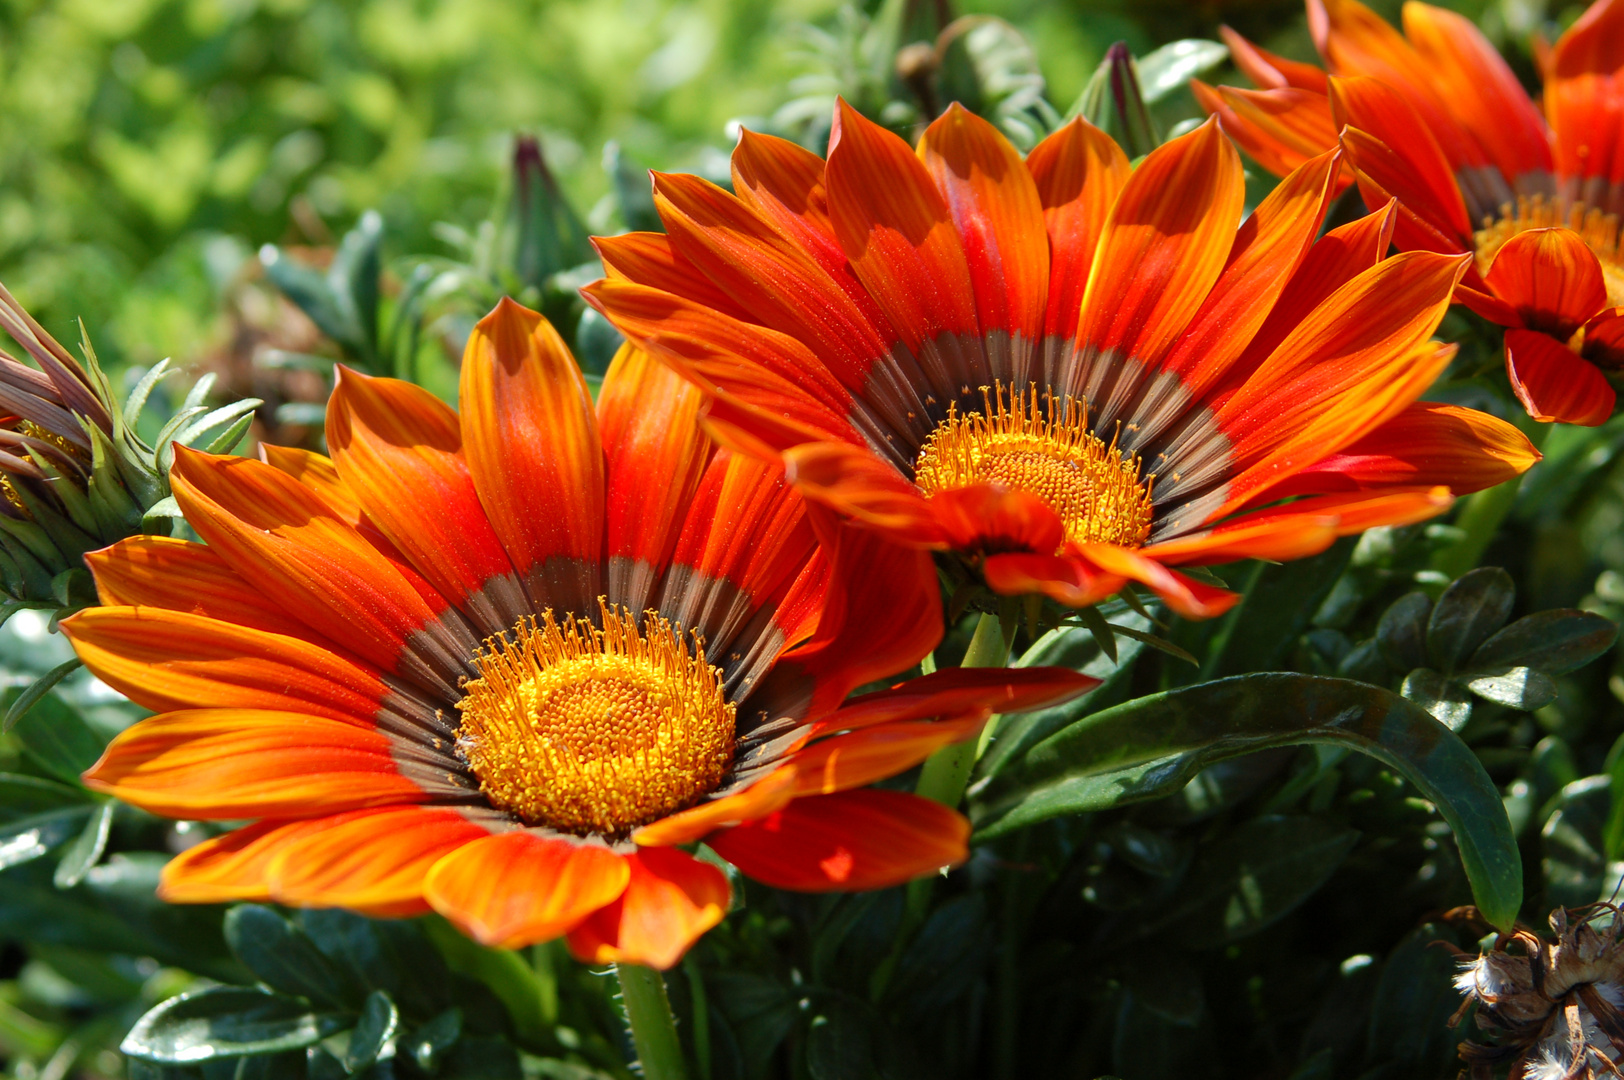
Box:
[787,714,985,798]
[1220,25,1329,92]
[980,551,1127,608]
[460,298,604,615]
[809,665,1100,739]
[1583,308,1624,369]
[266,806,494,918]
[1025,117,1131,346]
[824,98,979,352]
[918,104,1048,353]
[1144,489,1454,567]
[1506,328,1616,426]
[83,709,427,820]
[1482,228,1610,339]
[1076,118,1245,368]
[326,368,521,634]
[1194,83,1343,181]
[631,766,801,847]
[1071,543,1241,619]
[594,231,756,324]
[782,441,944,546]
[707,789,969,892]
[159,819,318,904]
[928,483,1064,556]
[565,847,730,970]
[597,343,712,611]
[424,832,631,950]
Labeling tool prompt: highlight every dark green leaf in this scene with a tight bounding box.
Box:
[259,245,358,355]
[0,806,90,870]
[604,142,661,233]
[223,905,359,1010]
[121,987,346,1064]
[344,991,399,1072]
[1204,541,1355,679]
[0,772,87,821]
[422,915,549,1049]
[1117,947,1204,1026]
[710,972,798,1078]
[407,1009,463,1074]
[329,211,382,363]
[1426,567,1514,673]
[9,686,104,784]
[1147,815,1359,948]
[1375,592,1431,671]
[806,1001,874,1080]
[1471,609,1618,674]
[2,657,83,734]
[971,673,1522,930]
[1462,665,1557,711]
[231,1052,306,1079]
[1544,775,1613,908]
[1399,668,1473,730]
[1365,925,1470,1071]
[52,800,112,888]
[432,1037,523,1079]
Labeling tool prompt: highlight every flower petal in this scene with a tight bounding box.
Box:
[1144,489,1453,566]
[782,441,944,546]
[1219,25,1329,92]
[159,819,318,905]
[1025,117,1131,349]
[631,766,801,847]
[597,343,713,613]
[424,832,631,950]
[809,666,1099,739]
[595,231,755,323]
[1071,543,1241,619]
[460,298,604,615]
[707,789,969,892]
[1583,308,1624,369]
[787,714,985,797]
[327,368,524,636]
[1506,328,1616,426]
[266,806,495,918]
[1076,118,1244,370]
[1194,83,1343,181]
[83,710,428,819]
[927,483,1064,556]
[980,551,1127,608]
[565,847,729,970]
[1483,228,1609,339]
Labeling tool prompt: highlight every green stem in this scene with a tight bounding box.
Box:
[1429,424,1548,579]
[914,612,1009,808]
[615,963,688,1080]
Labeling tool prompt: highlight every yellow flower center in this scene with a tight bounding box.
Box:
[456,602,736,839]
[1475,194,1624,309]
[913,385,1155,550]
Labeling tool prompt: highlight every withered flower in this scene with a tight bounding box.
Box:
[1455,904,1624,1079]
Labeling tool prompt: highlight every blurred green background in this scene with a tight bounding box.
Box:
[0,0,1569,383]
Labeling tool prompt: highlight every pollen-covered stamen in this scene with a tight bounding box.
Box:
[913,384,1155,550]
[1476,194,1624,307]
[456,601,736,839]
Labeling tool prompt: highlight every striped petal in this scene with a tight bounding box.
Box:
[731,130,846,271]
[424,833,631,950]
[787,714,985,797]
[824,99,980,354]
[1071,543,1241,619]
[84,536,328,647]
[598,342,712,613]
[61,607,394,726]
[928,484,1063,556]
[980,551,1127,609]
[1025,117,1131,347]
[1506,328,1616,426]
[83,710,427,820]
[460,298,604,616]
[1076,119,1245,369]
[327,368,524,636]
[918,104,1048,372]
[782,441,943,546]
[631,766,801,847]
[170,447,475,699]
[1193,83,1343,181]
[595,231,755,323]
[159,819,320,905]
[1547,0,1624,208]
[809,666,1098,739]
[707,789,969,892]
[1482,228,1610,339]
[1401,2,1552,186]
[565,847,730,970]
[265,806,494,918]
[1143,489,1453,566]
[1219,25,1329,92]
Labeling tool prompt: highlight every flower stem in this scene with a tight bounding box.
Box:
[914,612,1008,808]
[615,963,687,1080]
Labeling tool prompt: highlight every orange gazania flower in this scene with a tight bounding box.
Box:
[1195,0,1624,425]
[584,102,1538,619]
[65,299,1091,968]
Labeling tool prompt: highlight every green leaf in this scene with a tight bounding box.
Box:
[1399,668,1473,730]
[9,688,104,784]
[1364,924,1469,1071]
[1134,38,1229,104]
[1462,665,1557,711]
[0,806,90,870]
[0,773,85,821]
[807,1001,875,1080]
[223,906,359,1010]
[422,915,549,1050]
[343,990,399,1072]
[1202,541,1355,679]
[3,657,83,734]
[260,245,361,358]
[1471,609,1618,674]
[329,211,383,363]
[1544,775,1612,908]
[406,1008,463,1073]
[970,673,1522,930]
[121,987,346,1064]
[52,800,113,888]
[1425,567,1514,673]
[1375,592,1432,671]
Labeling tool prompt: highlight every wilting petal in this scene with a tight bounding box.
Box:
[1506,328,1616,426]
[566,847,730,969]
[424,832,631,950]
[84,710,428,820]
[1076,119,1245,368]
[1483,228,1609,339]
[708,789,969,892]
[460,298,604,615]
[266,806,495,918]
